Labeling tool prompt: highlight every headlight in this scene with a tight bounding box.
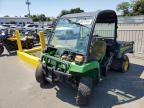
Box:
[75,55,84,64]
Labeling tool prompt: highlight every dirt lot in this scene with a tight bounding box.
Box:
[0,52,144,108]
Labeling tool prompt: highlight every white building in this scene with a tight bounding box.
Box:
[0,17,33,26]
[118,15,144,24]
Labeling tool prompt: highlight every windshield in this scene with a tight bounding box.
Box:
[49,16,93,54]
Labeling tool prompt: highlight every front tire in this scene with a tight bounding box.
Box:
[76,77,93,105]
[0,45,4,55]
[35,64,47,84]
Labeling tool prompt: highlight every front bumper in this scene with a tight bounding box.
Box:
[42,63,71,77]
[41,54,72,82]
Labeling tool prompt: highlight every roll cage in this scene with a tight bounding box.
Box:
[48,10,117,61]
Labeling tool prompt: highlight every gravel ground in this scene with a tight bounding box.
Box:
[0,52,144,108]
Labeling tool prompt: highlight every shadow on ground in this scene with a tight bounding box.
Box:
[41,63,144,108]
[0,52,16,57]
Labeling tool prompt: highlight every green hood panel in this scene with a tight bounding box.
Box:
[41,53,100,74]
[69,61,100,73]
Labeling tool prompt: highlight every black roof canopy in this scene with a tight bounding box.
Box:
[62,10,117,23]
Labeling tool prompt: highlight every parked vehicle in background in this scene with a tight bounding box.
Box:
[24,30,40,44]
[43,23,54,30]
[47,24,54,29]
[0,29,34,55]
[16,25,23,30]
[2,24,15,28]
[1,24,21,30]
[22,24,39,31]
[0,25,8,30]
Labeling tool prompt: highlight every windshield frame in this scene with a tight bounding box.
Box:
[47,16,94,55]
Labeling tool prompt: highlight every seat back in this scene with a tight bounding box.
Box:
[90,41,106,60]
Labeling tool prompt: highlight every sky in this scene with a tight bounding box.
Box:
[0,0,130,17]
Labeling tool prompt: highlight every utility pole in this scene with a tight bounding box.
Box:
[26,0,31,17]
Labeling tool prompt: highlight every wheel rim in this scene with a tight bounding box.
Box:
[123,60,129,71]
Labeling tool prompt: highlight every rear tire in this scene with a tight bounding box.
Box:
[119,55,129,73]
[76,77,93,105]
[0,45,4,55]
[111,55,129,73]
[35,64,47,84]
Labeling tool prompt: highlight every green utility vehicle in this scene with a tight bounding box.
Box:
[35,10,134,105]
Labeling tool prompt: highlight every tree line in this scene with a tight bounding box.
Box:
[117,0,144,16]
[28,0,144,22]
[24,7,84,22]
[4,0,144,23]
[24,14,54,22]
